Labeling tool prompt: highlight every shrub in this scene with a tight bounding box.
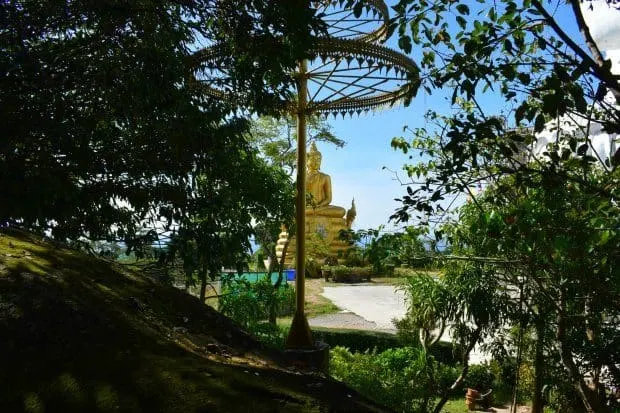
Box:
[545,381,589,413]
[396,320,462,365]
[393,267,440,278]
[305,258,323,278]
[323,256,338,266]
[394,267,418,277]
[436,363,461,391]
[488,358,517,404]
[330,346,460,413]
[323,265,372,282]
[274,326,459,365]
[464,364,495,391]
[517,362,535,403]
[313,328,403,353]
[219,276,295,329]
[430,341,462,366]
[338,246,364,267]
[248,322,286,349]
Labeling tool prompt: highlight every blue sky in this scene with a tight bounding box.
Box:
[314,1,603,231]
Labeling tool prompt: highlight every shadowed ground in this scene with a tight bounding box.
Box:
[0,229,390,413]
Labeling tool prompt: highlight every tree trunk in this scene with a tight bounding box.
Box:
[532,318,545,413]
[267,250,278,325]
[268,240,289,325]
[557,295,611,413]
[511,322,525,413]
[199,271,207,303]
[433,326,482,413]
[184,271,191,292]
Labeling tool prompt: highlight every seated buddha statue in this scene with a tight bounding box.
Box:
[305,142,346,218]
[276,143,357,266]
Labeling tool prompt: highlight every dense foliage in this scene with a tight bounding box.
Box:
[0,0,319,245]
[338,226,428,273]
[219,276,295,330]
[390,1,620,411]
[249,114,345,178]
[322,265,373,282]
[331,346,460,413]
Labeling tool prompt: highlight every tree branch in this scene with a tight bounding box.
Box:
[569,0,607,69]
[433,326,483,413]
[531,0,620,96]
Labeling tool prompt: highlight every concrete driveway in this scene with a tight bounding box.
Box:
[318,283,489,363]
[320,285,407,331]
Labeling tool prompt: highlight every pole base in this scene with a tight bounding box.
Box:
[284,341,330,373]
[285,310,313,349]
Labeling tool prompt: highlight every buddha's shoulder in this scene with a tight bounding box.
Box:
[308,171,330,179]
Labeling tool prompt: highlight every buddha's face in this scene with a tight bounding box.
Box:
[307,153,321,172]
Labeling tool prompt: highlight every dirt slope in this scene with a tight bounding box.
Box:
[0,229,389,413]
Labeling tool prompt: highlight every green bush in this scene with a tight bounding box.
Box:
[436,363,461,391]
[323,256,338,266]
[305,258,323,278]
[322,265,372,282]
[517,362,535,404]
[248,322,287,349]
[312,328,403,353]
[330,346,459,413]
[488,358,517,404]
[393,267,440,277]
[274,326,459,365]
[464,364,494,391]
[394,267,418,277]
[430,341,462,366]
[340,247,364,267]
[219,276,295,329]
[396,321,462,365]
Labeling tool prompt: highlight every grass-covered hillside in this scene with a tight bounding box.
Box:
[0,229,389,413]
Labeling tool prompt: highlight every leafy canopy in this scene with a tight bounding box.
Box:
[389,1,619,411]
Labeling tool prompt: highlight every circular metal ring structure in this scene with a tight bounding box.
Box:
[192,37,418,117]
[308,38,419,115]
[313,0,389,43]
[190,0,419,350]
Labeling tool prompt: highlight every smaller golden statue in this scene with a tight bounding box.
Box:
[276,142,356,266]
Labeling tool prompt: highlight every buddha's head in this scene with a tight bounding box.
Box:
[307,142,322,172]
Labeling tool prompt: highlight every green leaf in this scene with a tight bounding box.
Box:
[398,35,412,54]
[537,37,546,50]
[456,4,470,15]
[517,72,530,85]
[353,2,363,18]
[515,103,528,124]
[599,230,611,246]
[534,114,546,132]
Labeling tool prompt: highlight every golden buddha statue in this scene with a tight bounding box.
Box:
[276,142,357,267]
[306,142,346,218]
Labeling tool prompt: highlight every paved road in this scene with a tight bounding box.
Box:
[319,285,406,331]
[313,283,489,363]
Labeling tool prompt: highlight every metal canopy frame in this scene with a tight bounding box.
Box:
[190,0,418,349]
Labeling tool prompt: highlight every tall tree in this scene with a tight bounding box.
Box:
[167,151,294,302]
[390,1,619,411]
[0,0,320,246]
